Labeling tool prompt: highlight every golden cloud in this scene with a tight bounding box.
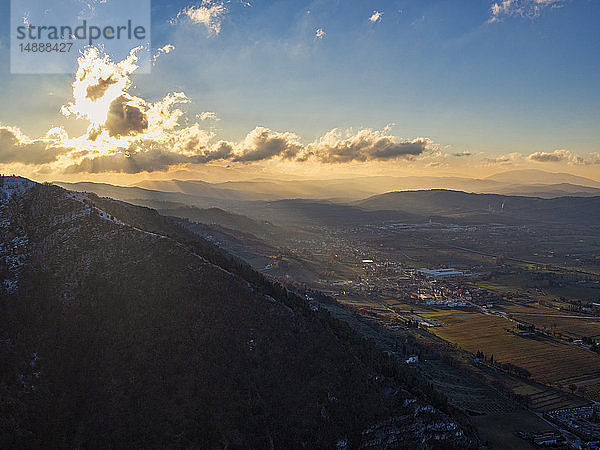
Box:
[1,48,438,174]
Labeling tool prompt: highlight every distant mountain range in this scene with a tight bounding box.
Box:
[127,169,600,201]
[1,176,474,448]
[357,189,600,225]
[485,169,600,187]
[54,171,600,227]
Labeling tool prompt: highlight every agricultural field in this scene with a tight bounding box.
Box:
[470,274,600,303]
[508,381,589,412]
[382,299,417,311]
[423,359,518,415]
[500,302,600,340]
[426,312,600,387]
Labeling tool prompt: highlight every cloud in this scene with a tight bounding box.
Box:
[173,127,431,166]
[482,152,523,165]
[452,150,472,157]
[528,149,569,162]
[1,48,436,174]
[205,127,302,163]
[198,111,219,121]
[369,11,383,23]
[104,95,149,137]
[53,48,219,173]
[63,144,205,174]
[233,127,303,162]
[303,128,431,163]
[0,126,67,165]
[85,75,118,101]
[171,123,214,155]
[61,48,193,143]
[426,161,448,168]
[489,0,565,23]
[477,150,600,168]
[527,149,600,165]
[61,47,140,126]
[315,28,326,39]
[175,1,228,34]
[153,44,175,64]
[583,153,600,165]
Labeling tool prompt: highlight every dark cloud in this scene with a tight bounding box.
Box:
[231,127,302,162]
[308,130,430,163]
[63,147,192,174]
[528,152,563,162]
[527,149,580,163]
[203,141,234,162]
[61,139,233,174]
[86,75,118,101]
[62,127,435,173]
[366,139,428,160]
[104,95,149,137]
[0,127,66,165]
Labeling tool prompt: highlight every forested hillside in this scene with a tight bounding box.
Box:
[0,178,475,448]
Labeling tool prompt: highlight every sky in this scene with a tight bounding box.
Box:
[0,0,599,184]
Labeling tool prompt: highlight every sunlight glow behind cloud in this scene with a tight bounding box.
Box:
[0,48,442,174]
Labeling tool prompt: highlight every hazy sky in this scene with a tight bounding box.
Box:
[0,0,599,184]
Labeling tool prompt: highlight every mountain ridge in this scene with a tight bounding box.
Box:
[357,189,600,225]
[485,169,600,187]
[0,176,475,448]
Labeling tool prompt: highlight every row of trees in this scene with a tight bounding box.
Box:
[475,350,531,379]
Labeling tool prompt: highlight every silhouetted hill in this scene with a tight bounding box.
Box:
[55,179,600,228]
[358,190,600,225]
[152,203,281,238]
[238,199,421,226]
[0,177,474,448]
[53,181,223,207]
